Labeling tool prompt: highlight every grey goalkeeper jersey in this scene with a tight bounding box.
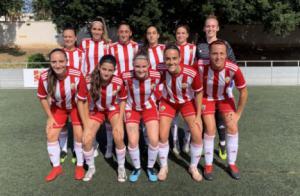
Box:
[196,40,236,63]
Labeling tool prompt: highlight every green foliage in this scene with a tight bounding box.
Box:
[27,53,49,68]
[32,0,300,38]
[0,0,23,20]
[32,0,51,20]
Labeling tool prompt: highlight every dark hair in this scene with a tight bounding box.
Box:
[133,50,149,63]
[47,48,68,97]
[142,25,160,51]
[175,24,190,35]
[164,44,180,56]
[90,55,117,101]
[209,39,227,53]
[63,25,77,36]
[118,20,132,31]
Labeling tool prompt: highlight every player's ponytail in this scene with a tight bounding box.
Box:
[47,48,68,97]
[89,17,110,43]
[90,54,116,101]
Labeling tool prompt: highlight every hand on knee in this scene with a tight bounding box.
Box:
[83,134,93,150]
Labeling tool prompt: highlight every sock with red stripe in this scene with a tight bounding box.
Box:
[204,134,215,165]
[226,133,239,164]
[147,144,159,168]
[74,142,84,166]
[47,141,61,167]
[190,143,203,167]
[128,146,141,169]
[83,149,95,168]
[159,142,169,167]
[116,147,126,168]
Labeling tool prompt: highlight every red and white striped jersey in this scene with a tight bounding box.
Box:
[80,38,109,76]
[37,67,88,110]
[195,59,246,101]
[176,43,196,66]
[122,69,161,111]
[91,76,127,112]
[160,64,203,104]
[148,44,165,70]
[64,48,86,75]
[110,41,139,75]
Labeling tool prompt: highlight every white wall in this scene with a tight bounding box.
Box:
[0,21,60,47]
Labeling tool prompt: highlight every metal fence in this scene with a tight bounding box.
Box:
[236,60,300,85]
[0,62,49,69]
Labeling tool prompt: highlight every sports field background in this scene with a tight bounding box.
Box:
[0,87,299,196]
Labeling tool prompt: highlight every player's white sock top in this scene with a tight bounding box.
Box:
[83,149,95,168]
[226,133,239,165]
[105,123,113,152]
[204,134,215,165]
[159,142,169,167]
[58,130,68,152]
[171,124,178,142]
[47,141,60,167]
[183,121,191,144]
[148,144,159,168]
[74,142,84,166]
[116,147,126,168]
[190,143,203,167]
[128,146,141,169]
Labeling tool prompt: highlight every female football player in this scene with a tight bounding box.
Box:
[79,55,127,182]
[37,48,87,182]
[170,24,197,155]
[121,52,160,182]
[157,44,203,182]
[58,26,86,164]
[197,15,236,161]
[80,18,113,158]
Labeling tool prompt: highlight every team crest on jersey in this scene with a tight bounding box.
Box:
[126,112,131,119]
[225,77,231,84]
[151,84,156,90]
[112,90,117,96]
[71,83,76,90]
[160,105,166,111]
[182,83,188,89]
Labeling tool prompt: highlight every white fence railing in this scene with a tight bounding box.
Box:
[0,60,300,88]
[236,60,300,85]
[0,62,49,69]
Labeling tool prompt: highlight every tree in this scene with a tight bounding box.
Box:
[0,0,24,21]
[32,0,52,20]
[32,0,300,38]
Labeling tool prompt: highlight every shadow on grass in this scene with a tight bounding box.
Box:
[0,46,26,56]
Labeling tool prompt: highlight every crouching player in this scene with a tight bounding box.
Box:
[195,40,248,180]
[78,55,127,182]
[121,52,160,182]
[158,44,204,182]
[37,48,87,182]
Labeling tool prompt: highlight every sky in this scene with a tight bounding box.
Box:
[23,0,33,13]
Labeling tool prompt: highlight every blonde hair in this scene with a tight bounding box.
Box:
[90,17,110,43]
[205,14,219,26]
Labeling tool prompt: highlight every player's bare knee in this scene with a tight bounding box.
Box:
[227,126,238,135]
[83,133,93,148]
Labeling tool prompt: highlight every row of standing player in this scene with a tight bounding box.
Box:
[60,15,235,164]
[38,15,247,182]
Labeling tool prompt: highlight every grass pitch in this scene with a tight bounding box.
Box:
[0,87,299,196]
